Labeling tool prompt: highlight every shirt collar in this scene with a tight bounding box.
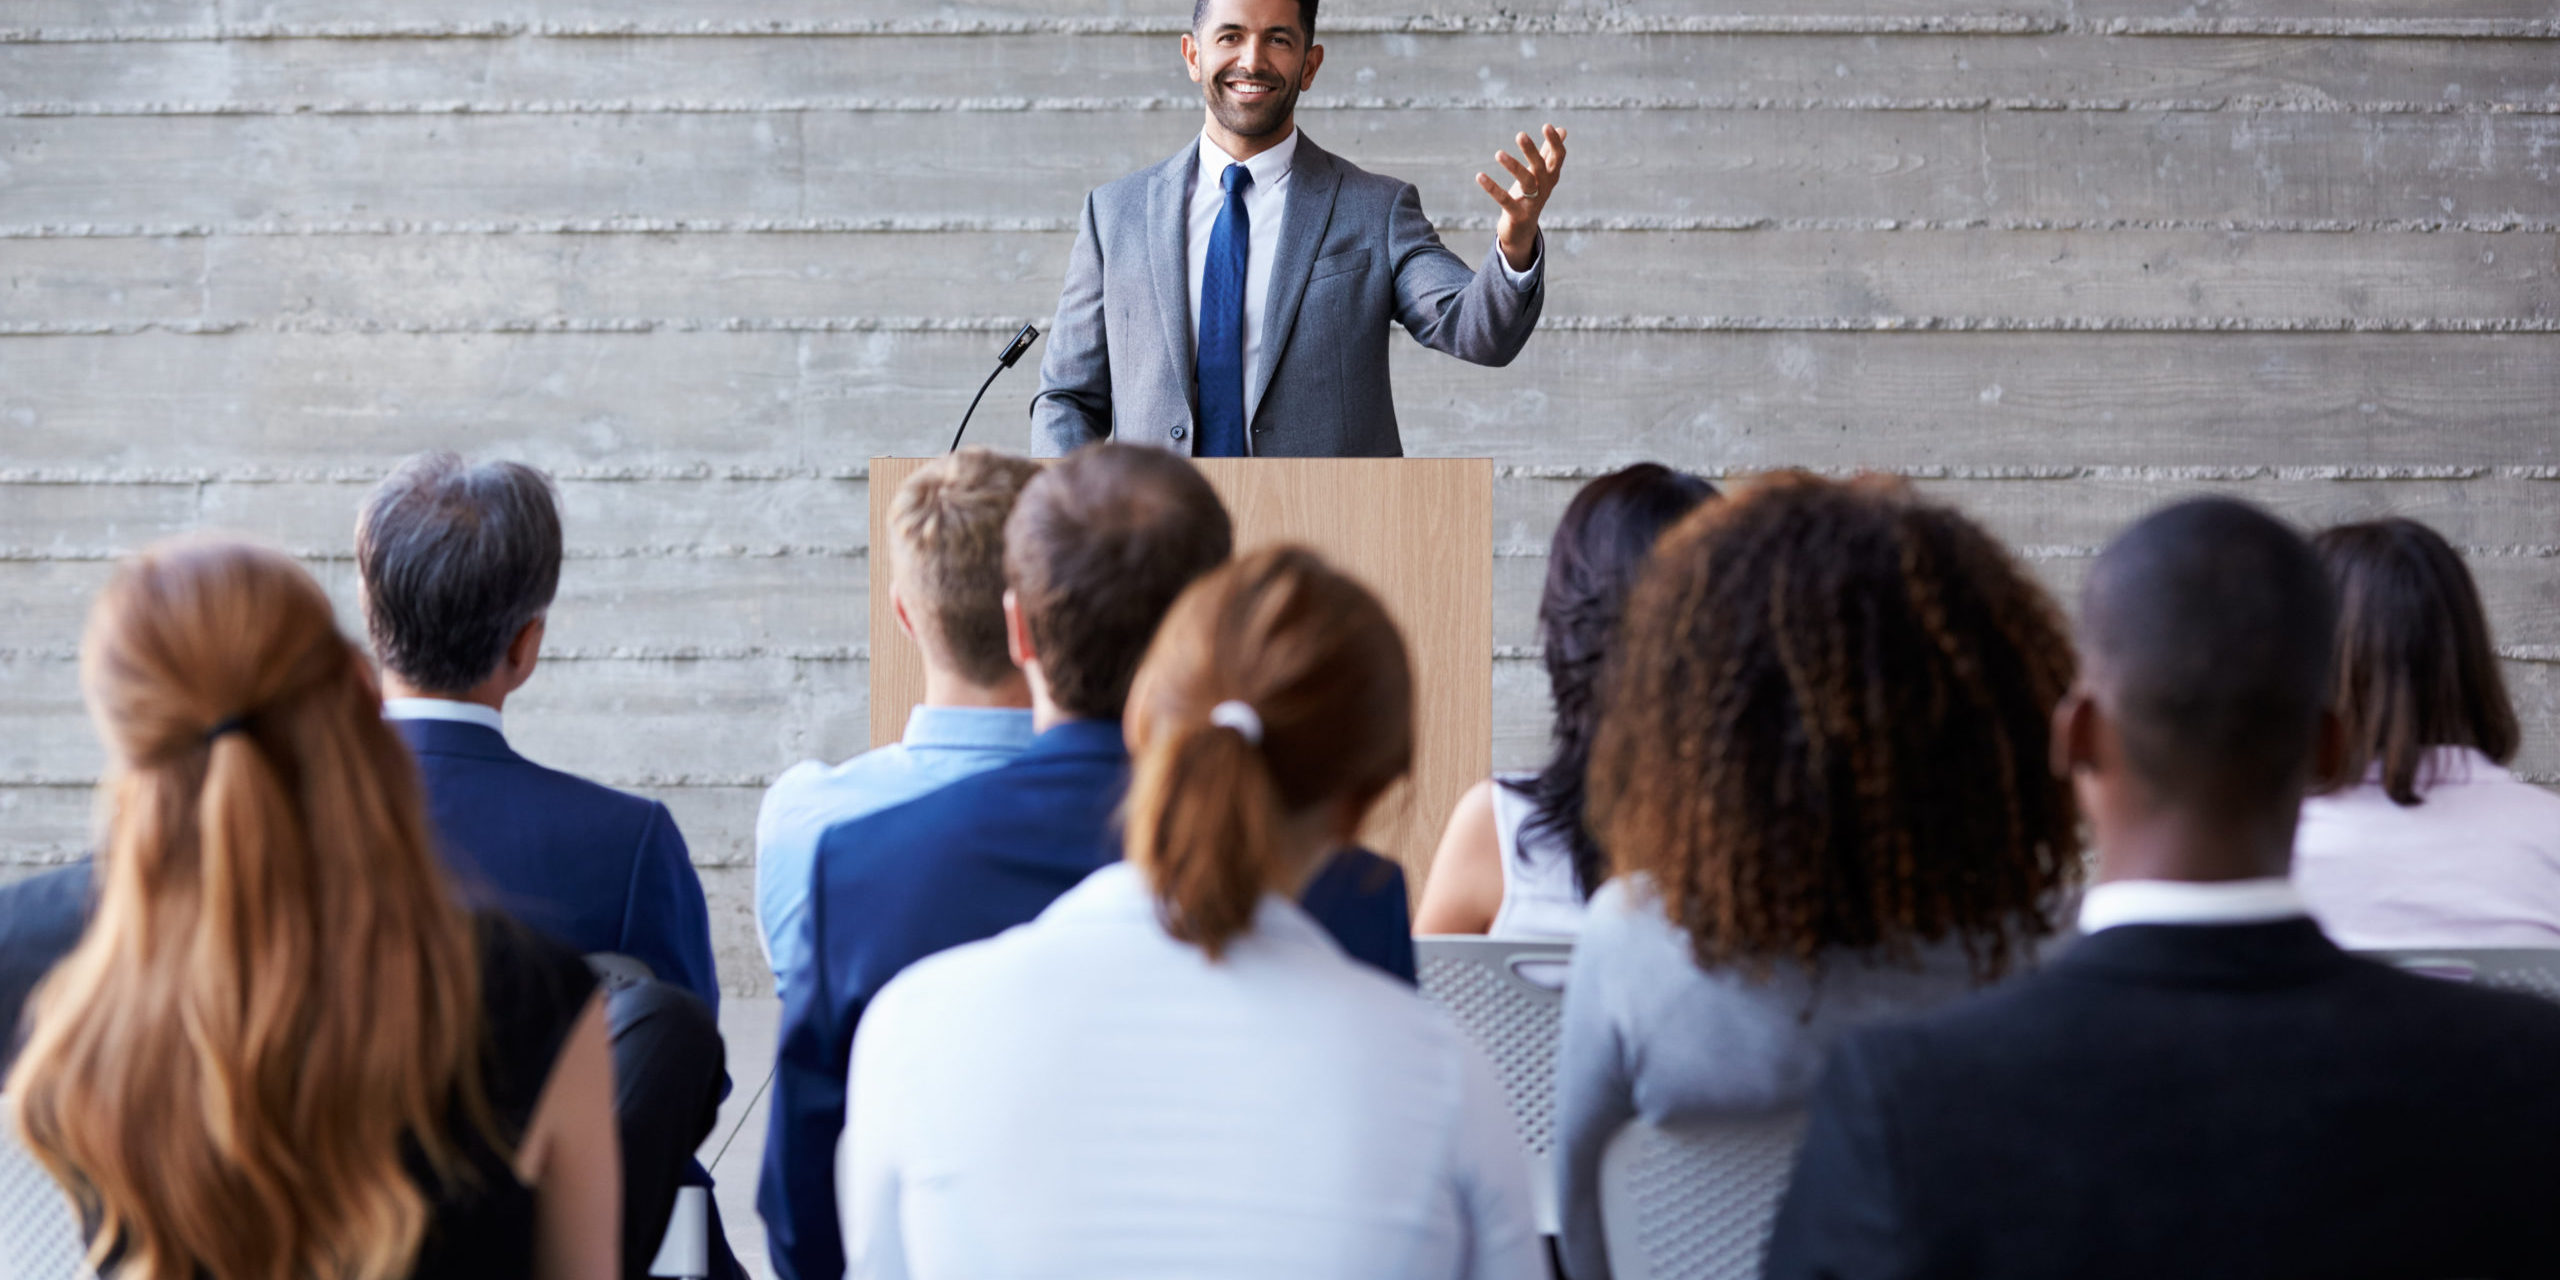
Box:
[1199,127,1299,193]
[2078,877,2307,934]
[383,697,504,735]
[901,704,1037,753]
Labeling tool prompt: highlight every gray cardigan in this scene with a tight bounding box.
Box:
[1553,878,2020,1280]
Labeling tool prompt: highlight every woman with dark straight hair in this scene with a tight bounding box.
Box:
[841,546,1544,1280]
[1552,473,2082,1280]
[8,537,618,1280]
[2294,517,2560,948]
[1415,463,1717,938]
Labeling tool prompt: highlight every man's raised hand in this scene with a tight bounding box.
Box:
[1478,124,1568,272]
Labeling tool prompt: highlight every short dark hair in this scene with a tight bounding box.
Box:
[357,452,563,695]
[1004,444,1233,720]
[1192,0,1317,38]
[2312,518,2519,805]
[1514,464,1718,903]
[2082,498,2336,815]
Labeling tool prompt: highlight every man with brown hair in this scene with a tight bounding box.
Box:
[758,443,1419,1280]
[754,446,1043,1000]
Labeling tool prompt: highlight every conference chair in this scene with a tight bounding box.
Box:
[2354,948,2560,1004]
[1596,1111,1808,1280]
[586,952,715,1280]
[0,1104,95,1280]
[1415,937,1572,1233]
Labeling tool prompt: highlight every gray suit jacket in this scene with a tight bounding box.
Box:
[1031,133,1544,458]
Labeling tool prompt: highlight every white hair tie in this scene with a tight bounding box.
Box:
[1208,700,1264,746]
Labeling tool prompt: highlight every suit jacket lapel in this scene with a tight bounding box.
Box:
[1250,135,1342,426]
[1148,141,1199,425]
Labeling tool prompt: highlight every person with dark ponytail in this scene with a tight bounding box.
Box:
[1415,463,1716,938]
[2292,517,2560,948]
[841,546,1545,1279]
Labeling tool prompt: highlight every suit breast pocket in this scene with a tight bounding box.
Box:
[1309,248,1371,284]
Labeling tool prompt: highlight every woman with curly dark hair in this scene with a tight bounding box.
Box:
[1552,473,2083,1280]
[2292,517,2560,949]
[1414,464,1717,938]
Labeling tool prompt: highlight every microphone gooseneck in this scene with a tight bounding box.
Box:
[950,323,1042,453]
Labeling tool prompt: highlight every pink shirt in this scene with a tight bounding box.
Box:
[2295,747,2560,950]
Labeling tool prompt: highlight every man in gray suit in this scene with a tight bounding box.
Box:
[1032,0,1568,458]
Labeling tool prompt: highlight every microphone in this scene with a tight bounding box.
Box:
[950,322,1042,453]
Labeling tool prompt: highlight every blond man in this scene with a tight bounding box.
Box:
[754,447,1043,996]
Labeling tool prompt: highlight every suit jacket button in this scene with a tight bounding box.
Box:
[1170,426,1188,441]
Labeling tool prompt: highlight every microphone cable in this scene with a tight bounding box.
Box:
[950,323,1042,453]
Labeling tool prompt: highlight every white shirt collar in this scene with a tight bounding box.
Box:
[2078,877,2307,934]
[383,697,505,734]
[1199,127,1299,193]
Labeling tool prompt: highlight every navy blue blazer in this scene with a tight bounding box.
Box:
[758,718,1416,1280]
[395,718,719,1014]
[0,859,92,1072]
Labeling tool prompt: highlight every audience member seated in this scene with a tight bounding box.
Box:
[1764,498,2560,1280]
[1553,473,2080,1280]
[1414,463,1716,939]
[843,545,1545,1279]
[2291,517,2560,949]
[758,443,1418,1280]
[358,452,731,1279]
[7,537,617,1280]
[756,448,1042,998]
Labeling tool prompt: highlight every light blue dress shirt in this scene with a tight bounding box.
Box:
[754,705,1035,995]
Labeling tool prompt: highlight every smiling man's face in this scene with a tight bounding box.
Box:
[1184,0,1321,146]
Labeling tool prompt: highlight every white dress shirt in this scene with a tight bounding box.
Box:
[841,862,1546,1280]
[2077,876,2308,934]
[382,696,504,734]
[1185,128,1537,426]
[2295,746,2560,949]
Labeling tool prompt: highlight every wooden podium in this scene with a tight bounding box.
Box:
[869,457,1492,893]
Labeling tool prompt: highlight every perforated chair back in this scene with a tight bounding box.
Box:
[1414,937,1571,1233]
[0,1104,95,1280]
[1596,1111,1807,1280]
[2353,947,2560,1004]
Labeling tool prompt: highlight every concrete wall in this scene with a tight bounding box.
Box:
[5,0,2555,996]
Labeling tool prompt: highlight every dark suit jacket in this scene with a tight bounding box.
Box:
[758,718,1417,1280]
[1766,919,2560,1280]
[0,860,91,1071]
[395,718,718,1014]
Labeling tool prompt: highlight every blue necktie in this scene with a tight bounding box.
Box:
[1196,162,1252,457]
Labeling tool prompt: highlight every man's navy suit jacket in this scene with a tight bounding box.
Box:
[757,718,1418,1280]
[395,718,719,1013]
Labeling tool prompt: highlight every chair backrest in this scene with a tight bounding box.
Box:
[1597,1111,1808,1280]
[2352,947,2560,1004]
[1414,936,1572,1233]
[0,1104,95,1280]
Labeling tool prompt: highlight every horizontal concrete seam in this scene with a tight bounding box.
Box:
[12,95,2558,116]
[6,16,2555,38]
[15,316,2560,338]
[1497,464,2537,481]
[9,216,2559,238]
[0,465,872,483]
[0,544,868,561]
[8,465,2547,486]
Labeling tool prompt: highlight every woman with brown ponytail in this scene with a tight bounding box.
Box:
[7,537,619,1280]
[840,546,1545,1280]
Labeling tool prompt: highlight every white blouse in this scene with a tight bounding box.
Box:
[840,862,1547,1280]
[1488,773,1587,940]
[2295,746,2560,950]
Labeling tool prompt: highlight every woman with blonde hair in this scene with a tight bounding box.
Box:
[8,537,619,1280]
[840,545,1544,1279]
